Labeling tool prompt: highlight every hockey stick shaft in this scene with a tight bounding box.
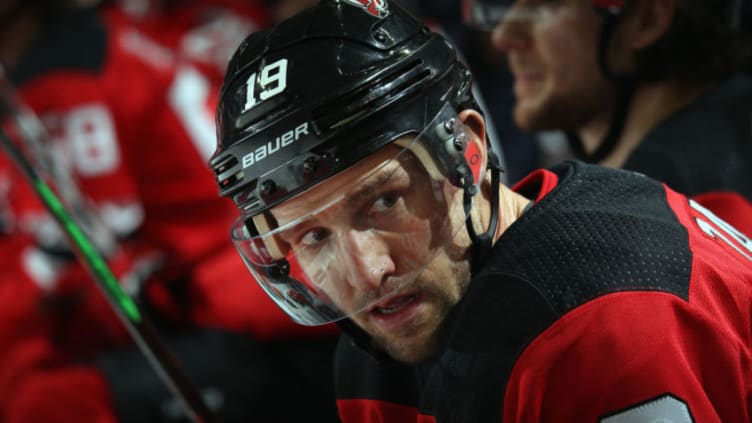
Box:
[0,125,216,423]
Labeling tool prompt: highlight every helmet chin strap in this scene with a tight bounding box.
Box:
[565,78,635,163]
[464,150,503,272]
[567,9,637,164]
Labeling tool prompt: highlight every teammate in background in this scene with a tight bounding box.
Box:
[0,1,339,422]
[102,0,270,84]
[212,1,752,421]
[462,0,752,232]
[421,0,542,184]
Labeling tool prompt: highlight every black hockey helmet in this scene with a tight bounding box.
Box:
[211,0,501,326]
[214,0,480,212]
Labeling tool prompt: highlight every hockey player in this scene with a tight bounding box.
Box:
[463,0,752,232]
[211,0,752,421]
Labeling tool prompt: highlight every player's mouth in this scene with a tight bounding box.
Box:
[369,292,423,331]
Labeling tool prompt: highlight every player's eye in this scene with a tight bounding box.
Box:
[369,191,400,214]
[300,228,331,247]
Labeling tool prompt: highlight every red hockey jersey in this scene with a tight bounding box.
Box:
[335,161,752,423]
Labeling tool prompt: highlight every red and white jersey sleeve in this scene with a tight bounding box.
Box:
[104,0,269,85]
[502,186,752,423]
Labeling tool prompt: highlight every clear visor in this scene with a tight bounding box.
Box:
[231,105,479,325]
[461,0,562,31]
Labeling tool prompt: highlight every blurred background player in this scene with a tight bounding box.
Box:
[0,0,340,421]
[464,0,752,230]
[420,0,543,184]
[102,0,269,84]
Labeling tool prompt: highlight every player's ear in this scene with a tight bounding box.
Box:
[622,0,675,50]
[459,108,488,184]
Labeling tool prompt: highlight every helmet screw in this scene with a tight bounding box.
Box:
[453,134,466,151]
[373,28,389,43]
[269,260,290,278]
[444,118,456,134]
[260,180,276,195]
[303,157,316,175]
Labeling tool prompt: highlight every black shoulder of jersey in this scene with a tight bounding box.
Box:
[422,161,692,421]
[332,162,694,423]
[476,160,692,315]
[11,8,108,86]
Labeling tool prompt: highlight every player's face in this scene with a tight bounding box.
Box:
[270,142,473,364]
[490,0,616,132]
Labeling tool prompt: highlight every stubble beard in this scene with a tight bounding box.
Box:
[514,79,616,134]
[367,257,472,364]
[367,288,452,364]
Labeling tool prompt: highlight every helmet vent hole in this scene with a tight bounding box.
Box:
[213,155,243,189]
[213,155,238,173]
[311,59,430,132]
[220,170,244,189]
[242,197,261,213]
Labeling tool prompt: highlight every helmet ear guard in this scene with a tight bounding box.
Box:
[394,103,486,194]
